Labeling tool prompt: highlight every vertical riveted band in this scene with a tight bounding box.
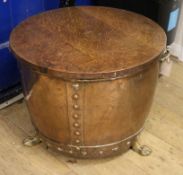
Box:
[66,82,85,153]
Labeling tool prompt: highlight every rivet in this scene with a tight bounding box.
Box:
[81,151,87,156]
[69,150,73,154]
[72,94,79,100]
[73,122,80,128]
[127,141,131,145]
[47,143,51,147]
[72,83,80,91]
[112,147,119,151]
[73,114,79,119]
[76,147,80,151]
[73,104,79,110]
[75,139,80,144]
[99,150,104,155]
[75,131,80,136]
[57,147,63,151]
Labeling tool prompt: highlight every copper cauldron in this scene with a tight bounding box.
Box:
[10,7,166,158]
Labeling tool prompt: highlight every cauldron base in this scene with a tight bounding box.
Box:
[22,128,152,159]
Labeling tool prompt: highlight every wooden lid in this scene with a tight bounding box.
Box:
[10,7,166,80]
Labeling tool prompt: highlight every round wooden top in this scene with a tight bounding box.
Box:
[10,7,166,80]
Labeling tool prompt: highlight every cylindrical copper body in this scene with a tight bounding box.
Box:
[10,7,166,158]
[18,59,159,158]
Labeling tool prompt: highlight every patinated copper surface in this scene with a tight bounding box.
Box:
[10,7,166,158]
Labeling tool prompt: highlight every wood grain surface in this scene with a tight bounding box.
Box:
[10,6,166,79]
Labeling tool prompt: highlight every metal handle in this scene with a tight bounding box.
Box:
[160,49,171,63]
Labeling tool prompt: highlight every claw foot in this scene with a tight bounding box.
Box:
[23,136,42,147]
[132,136,152,156]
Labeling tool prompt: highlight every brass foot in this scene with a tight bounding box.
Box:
[23,136,42,147]
[132,136,152,156]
